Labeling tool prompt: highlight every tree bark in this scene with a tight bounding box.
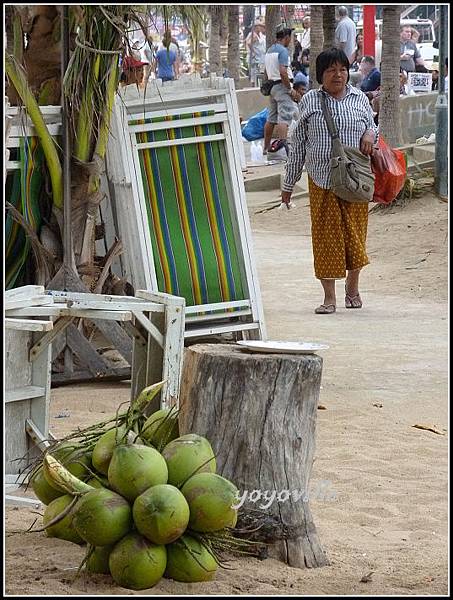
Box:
[179,344,330,569]
[208,6,222,75]
[227,6,240,83]
[309,6,324,89]
[242,5,255,40]
[322,6,337,50]
[265,6,281,51]
[380,6,403,147]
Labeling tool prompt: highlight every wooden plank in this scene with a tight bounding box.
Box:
[185,299,251,314]
[29,317,74,361]
[60,301,161,313]
[131,310,164,348]
[90,320,133,365]
[184,322,260,338]
[136,133,225,150]
[126,103,227,124]
[5,318,54,332]
[30,327,52,461]
[59,308,133,321]
[5,285,45,298]
[25,419,52,450]
[135,290,186,307]
[185,309,252,324]
[5,386,46,404]
[5,295,54,311]
[48,290,163,310]
[5,306,64,317]
[66,324,115,377]
[52,367,131,386]
[128,114,227,133]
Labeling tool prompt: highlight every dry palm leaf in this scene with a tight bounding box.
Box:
[412,424,446,435]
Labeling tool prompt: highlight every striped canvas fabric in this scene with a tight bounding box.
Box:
[133,112,246,308]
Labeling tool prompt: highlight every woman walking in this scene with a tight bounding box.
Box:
[281,48,378,314]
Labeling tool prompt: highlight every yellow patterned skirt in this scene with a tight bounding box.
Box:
[308,177,370,280]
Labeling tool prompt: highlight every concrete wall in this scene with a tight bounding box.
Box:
[399,92,438,144]
[236,87,268,120]
[236,87,440,143]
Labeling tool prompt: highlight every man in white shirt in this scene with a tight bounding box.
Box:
[246,19,267,86]
[300,16,311,51]
[335,6,357,64]
[263,24,299,153]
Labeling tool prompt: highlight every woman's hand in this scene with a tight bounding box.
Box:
[360,130,375,156]
[281,190,293,207]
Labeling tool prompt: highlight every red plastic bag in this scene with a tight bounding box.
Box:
[371,136,406,204]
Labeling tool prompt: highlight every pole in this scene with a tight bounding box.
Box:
[434,4,448,199]
[363,5,376,58]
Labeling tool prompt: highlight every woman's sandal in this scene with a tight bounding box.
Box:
[345,289,363,309]
[314,304,336,314]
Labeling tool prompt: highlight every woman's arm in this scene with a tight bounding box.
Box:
[281,118,307,201]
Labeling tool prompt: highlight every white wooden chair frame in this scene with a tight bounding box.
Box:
[5,287,185,505]
[106,74,266,340]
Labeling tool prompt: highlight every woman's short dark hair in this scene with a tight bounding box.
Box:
[316,48,350,84]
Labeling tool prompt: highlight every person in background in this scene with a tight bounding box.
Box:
[292,44,310,78]
[154,32,178,82]
[400,25,424,73]
[399,68,409,95]
[429,62,439,90]
[410,27,420,43]
[334,6,357,64]
[246,18,266,86]
[281,47,377,314]
[263,24,299,154]
[299,16,311,52]
[359,55,381,93]
[350,33,364,71]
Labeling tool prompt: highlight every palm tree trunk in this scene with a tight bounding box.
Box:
[322,6,337,50]
[265,6,281,51]
[310,6,324,89]
[380,6,403,147]
[283,5,296,58]
[227,6,240,83]
[208,6,222,75]
[242,5,255,40]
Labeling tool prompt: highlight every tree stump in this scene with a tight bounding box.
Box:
[179,344,329,569]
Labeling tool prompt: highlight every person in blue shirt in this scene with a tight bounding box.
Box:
[359,55,381,93]
[154,32,177,82]
[263,24,299,153]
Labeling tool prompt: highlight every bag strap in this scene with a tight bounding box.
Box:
[319,91,345,158]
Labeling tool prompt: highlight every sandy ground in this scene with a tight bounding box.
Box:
[5,188,448,596]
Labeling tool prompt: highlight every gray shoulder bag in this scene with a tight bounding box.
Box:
[319,91,375,203]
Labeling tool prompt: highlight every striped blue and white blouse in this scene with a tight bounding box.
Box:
[282,84,379,191]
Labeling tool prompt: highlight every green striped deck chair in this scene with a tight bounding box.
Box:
[109,79,265,339]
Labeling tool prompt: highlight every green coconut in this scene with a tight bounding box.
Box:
[86,545,114,574]
[109,532,167,590]
[161,434,216,488]
[108,444,168,502]
[165,534,218,582]
[43,443,92,491]
[91,426,135,476]
[43,494,83,544]
[133,484,189,545]
[181,472,239,532]
[72,487,132,546]
[86,475,111,489]
[141,408,179,449]
[31,466,64,505]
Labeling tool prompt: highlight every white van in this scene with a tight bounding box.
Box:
[357,18,436,70]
